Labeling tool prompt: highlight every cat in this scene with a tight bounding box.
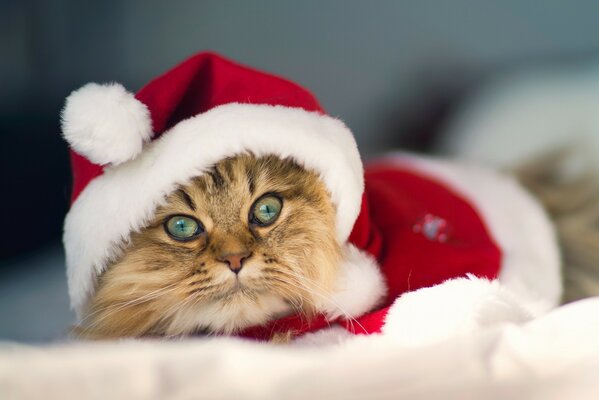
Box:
[78,153,343,339]
[77,149,599,340]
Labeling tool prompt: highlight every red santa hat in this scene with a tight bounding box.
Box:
[62,52,368,317]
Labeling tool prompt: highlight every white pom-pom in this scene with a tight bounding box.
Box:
[61,83,153,165]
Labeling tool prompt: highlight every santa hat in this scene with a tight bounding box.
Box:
[62,52,367,317]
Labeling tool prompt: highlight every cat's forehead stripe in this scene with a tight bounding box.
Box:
[177,189,196,211]
[206,167,226,188]
[246,169,256,195]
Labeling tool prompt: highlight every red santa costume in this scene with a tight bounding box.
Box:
[62,52,561,344]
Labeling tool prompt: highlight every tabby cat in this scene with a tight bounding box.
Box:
[78,153,342,339]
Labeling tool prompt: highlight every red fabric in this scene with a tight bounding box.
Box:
[69,52,324,203]
[364,162,502,304]
[136,51,323,135]
[238,162,502,340]
[69,151,103,203]
[239,314,335,341]
[238,305,391,340]
[348,193,383,260]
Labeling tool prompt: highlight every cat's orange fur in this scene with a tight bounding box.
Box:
[77,154,341,339]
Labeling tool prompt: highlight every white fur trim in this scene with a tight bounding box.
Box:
[382,276,532,347]
[316,244,387,320]
[380,154,562,315]
[64,103,363,317]
[292,326,354,346]
[61,83,153,165]
[5,298,599,398]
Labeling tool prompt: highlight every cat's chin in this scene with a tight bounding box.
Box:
[216,278,261,299]
[165,291,295,336]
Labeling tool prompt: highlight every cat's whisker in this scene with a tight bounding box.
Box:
[255,274,306,314]
[160,291,208,333]
[261,276,305,310]
[282,293,307,327]
[260,278,306,325]
[158,282,239,336]
[79,285,185,336]
[165,292,200,318]
[80,281,182,326]
[274,268,367,334]
[260,274,308,311]
[263,273,337,329]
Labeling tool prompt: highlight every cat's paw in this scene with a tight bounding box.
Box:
[381,276,533,347]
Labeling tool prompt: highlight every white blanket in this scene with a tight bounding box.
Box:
[2,297,599,400]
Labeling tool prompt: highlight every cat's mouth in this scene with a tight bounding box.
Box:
[215,277,263,298]
[230,278,245,292]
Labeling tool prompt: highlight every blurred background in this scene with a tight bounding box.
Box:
[2,0,599,342]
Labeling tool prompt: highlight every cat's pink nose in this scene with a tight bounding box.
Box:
[218,251,251,273]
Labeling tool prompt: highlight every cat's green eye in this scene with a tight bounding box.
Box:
[251,195,282,226]
[164,215,202,240]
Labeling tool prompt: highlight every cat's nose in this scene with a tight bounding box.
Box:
[218,251,251,273]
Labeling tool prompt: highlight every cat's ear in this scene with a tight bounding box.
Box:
[61,83,153,166]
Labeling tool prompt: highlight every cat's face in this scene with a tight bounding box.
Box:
[80,154,341,338]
